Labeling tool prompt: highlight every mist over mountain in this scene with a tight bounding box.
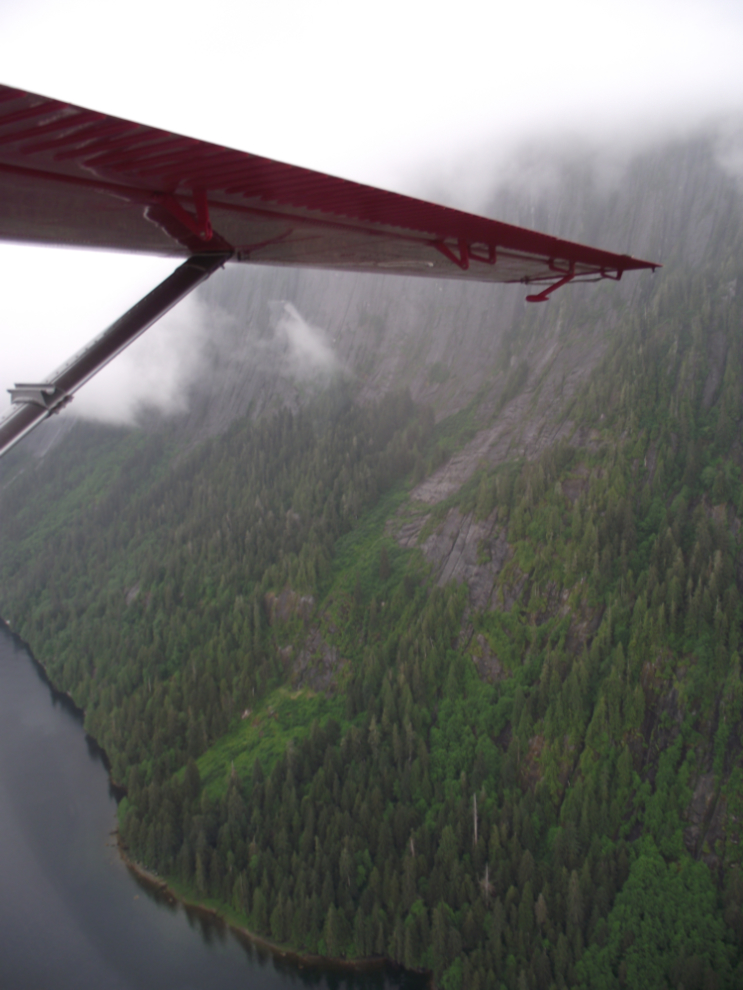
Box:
[164,127,740,432]
[3,126,743,989]
[12,124,741,452]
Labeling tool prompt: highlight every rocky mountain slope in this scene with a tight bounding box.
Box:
[3,127,743,990]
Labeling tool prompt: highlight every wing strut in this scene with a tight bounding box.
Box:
[0,252,231,457]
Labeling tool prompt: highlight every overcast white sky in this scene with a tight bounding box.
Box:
[1,0,742,423]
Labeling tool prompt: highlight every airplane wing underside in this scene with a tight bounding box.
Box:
[0,85,657,291]
[0,84,659,456]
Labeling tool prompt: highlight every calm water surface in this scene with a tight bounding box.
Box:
[0,627,421,990]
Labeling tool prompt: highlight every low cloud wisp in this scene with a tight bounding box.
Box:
[271,301,339,379]
[70,295,211,425]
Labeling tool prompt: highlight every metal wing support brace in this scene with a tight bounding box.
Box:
[0,251,231,458]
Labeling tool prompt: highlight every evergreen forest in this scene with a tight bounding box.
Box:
[3,136,743,990]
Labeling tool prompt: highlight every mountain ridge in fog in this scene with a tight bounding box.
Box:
[11,124,743,460]
[173,127,742,439]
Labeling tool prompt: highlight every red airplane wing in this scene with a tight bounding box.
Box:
[0,85,657,295]
[0,84,661,457]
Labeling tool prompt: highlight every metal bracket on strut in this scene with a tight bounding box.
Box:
[525,273,574,303]
[9,383,72,413]
[432,239,497,272]
[153,188,213,241]
[433,238,469,270]
[526,259,576,303]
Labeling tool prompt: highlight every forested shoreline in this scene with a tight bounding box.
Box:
[4,140,743,988]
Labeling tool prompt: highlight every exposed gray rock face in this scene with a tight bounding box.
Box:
[394,505,513,611]
[423,509,509,608]
[411,331,606,504]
